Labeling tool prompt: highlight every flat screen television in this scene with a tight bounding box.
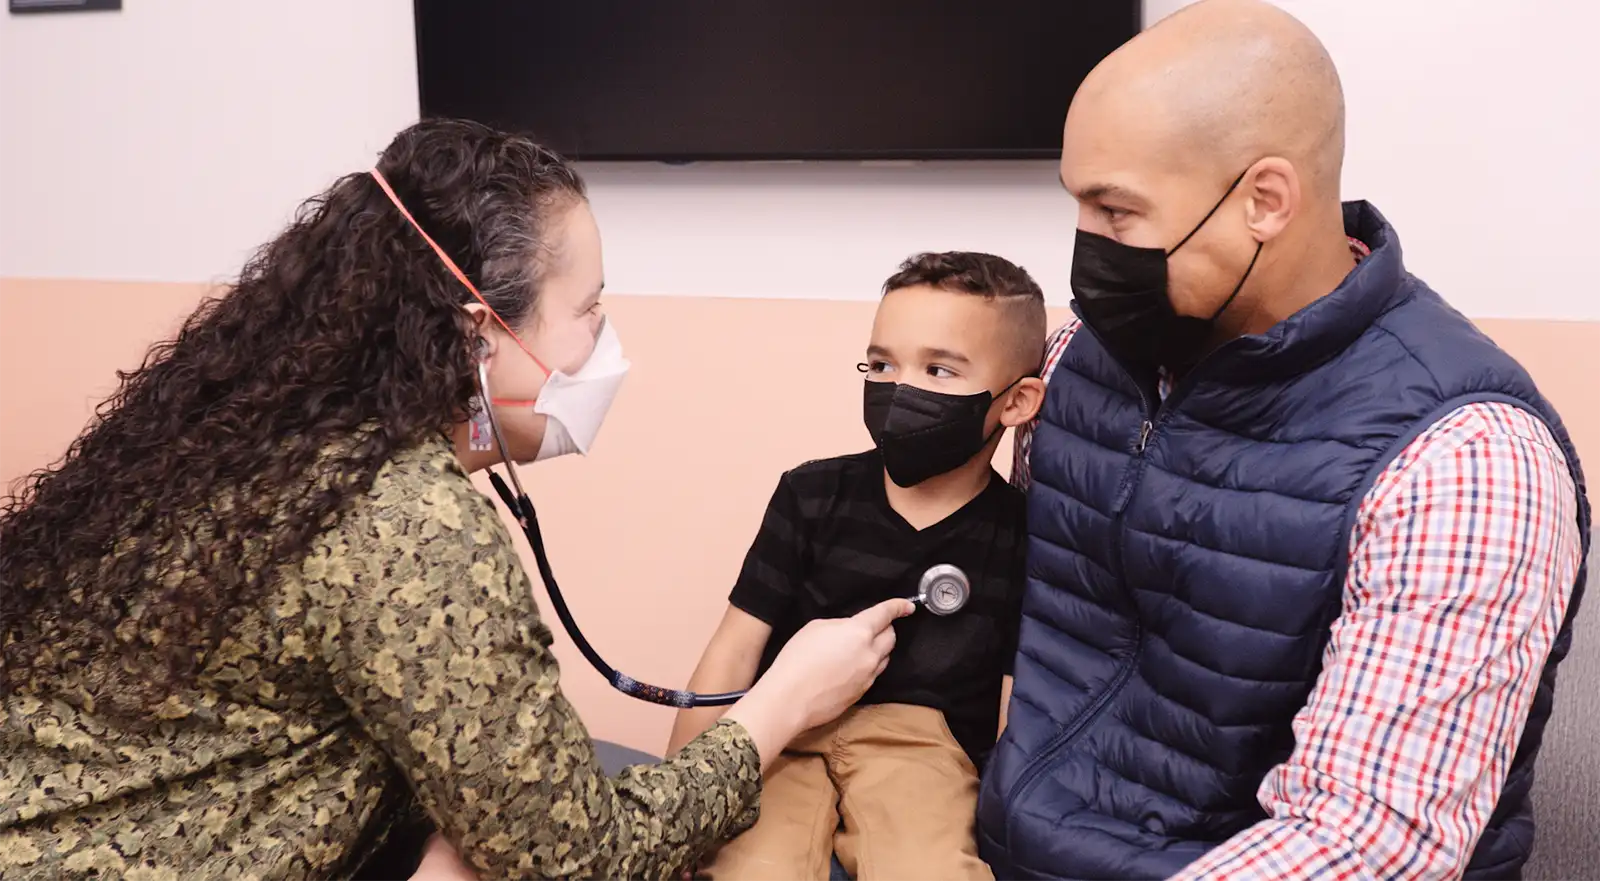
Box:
[413,2,1142,162]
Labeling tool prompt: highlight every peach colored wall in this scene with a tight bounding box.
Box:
[3,278,1596,753]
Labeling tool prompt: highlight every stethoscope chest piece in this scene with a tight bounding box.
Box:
[915,563,971,616]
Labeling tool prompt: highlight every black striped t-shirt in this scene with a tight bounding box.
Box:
[730,449,1027,766]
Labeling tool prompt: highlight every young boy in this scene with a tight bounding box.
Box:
[668,251,1048,881]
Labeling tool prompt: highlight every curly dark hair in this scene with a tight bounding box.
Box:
[0,118,586,712]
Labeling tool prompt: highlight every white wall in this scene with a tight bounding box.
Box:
[2,0,1596,320]
[0,0,419,285]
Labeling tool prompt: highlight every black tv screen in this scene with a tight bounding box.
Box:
[414,1,1141,161]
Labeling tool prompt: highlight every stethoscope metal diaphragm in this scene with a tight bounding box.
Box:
[914,563,971,616]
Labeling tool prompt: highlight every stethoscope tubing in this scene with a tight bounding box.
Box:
[479,364,741,708]
[475,364,969,709]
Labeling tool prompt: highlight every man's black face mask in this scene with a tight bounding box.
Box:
[1070,169,1263,375]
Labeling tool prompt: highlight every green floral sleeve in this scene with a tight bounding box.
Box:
[293,448,762,880]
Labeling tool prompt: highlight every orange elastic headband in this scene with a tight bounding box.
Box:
[368,168,551,379]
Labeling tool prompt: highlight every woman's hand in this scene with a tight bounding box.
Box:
[761,598,912,730]
[723,598,912,768]
[410,832,479,881]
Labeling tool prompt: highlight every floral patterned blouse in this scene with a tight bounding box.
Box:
[0,438,762,880]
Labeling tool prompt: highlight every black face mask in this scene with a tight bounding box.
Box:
[1070,169,1264,375]
[862,377,1020,488]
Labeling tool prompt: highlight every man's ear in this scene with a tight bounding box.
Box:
[1243,156,1300,244]
[1000,377,1047,428]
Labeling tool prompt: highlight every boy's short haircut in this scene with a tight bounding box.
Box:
[882,251,1048,376]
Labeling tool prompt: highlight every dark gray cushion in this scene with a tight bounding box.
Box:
[1524,548,1600,881]
[592,740,658,776]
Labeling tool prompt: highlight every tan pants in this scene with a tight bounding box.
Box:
[703,703,993,881]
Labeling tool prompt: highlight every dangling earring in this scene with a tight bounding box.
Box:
[470,338,493,451]
[469,396,493,452]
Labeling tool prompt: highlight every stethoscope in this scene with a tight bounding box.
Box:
[476,365,971,709]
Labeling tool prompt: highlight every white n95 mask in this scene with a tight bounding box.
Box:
[532,318,630,461]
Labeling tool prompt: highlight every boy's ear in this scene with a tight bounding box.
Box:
[999,377,1047,428]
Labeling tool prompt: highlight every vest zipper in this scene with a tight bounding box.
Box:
[1000,631,1143,825]
[999,320,1242,856]
[1002,382,1155,853]
[1112,384,1158,513]
[1123,350,1235,464]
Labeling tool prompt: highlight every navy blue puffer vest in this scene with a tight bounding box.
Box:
[977,203,1589,880]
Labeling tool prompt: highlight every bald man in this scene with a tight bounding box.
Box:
[981,2,1589,879]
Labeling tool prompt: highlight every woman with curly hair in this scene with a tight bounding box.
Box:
[0,118,907,881]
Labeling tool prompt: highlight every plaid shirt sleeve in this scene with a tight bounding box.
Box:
[1010,319,1080,492]
[1174,401,1584,881]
